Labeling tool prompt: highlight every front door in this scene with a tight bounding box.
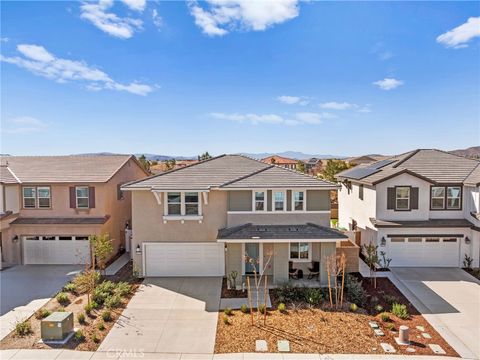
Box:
[245,243,260,274]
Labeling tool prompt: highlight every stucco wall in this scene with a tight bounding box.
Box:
[338,182,376,231]
[464,186,480,228]
[228,191,252,211]
[3,184,20,214]
[225,243,242,279]
[273,243,289,284]
[306,190,330,211]
[227,212,330,227]
[320,242,337,286]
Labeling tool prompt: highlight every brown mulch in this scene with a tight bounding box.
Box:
[221,277,247,298]
[463,267,480,280]
[0,261,140,352]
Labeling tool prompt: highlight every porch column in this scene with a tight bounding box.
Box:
[273,243,289,284]
[320,242,336,286]
[225,243,242,278]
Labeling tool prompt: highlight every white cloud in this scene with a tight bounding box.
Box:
[120,0,146,12]
[437,17,480,49]
[152,9,163,28]
[379,51,393,61]
[210,111,333,126]
[1,116,48,134]
[357,105,372,113]
[371,42,394,61]
[80,0,143,39]
[1,44,153,96]
[188,0,299,36]
[277,95,309,105]
[373,78,404,90]
[1,37,9,42]
[320,101,356,110]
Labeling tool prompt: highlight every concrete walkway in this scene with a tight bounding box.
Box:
[105,253,130,276]
[98,277,222,354]
[0,349,469,360]
[389,268,480,360]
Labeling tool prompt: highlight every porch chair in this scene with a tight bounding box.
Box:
[289,261,299,280]
[307,261,320,280]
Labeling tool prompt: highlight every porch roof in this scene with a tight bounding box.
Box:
[370,217,474,228]
[217,223,348,243]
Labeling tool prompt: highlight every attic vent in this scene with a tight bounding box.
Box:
[256,227,268,232]
[289,227,299,232]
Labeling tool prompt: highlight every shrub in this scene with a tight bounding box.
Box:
[56,292,70,305]
[277,303,286,313]
[35,308,51,319]
[57,307,66,312]
[370,296,379,303]
[104,294,122,309]
[305,288,322,306]
[391,303,409,320]
[98,322,105,331]
[101,310,112,322]
[240,304,248,313]
[84,303,93,314]
[383,294,399,305]
[223,315,230,325]
[114,282,132,297]
[91,333,99,343]
[77,313,86,324]
[380,312,390,322]
[15,321,31,336]
[63,282,76,293]
[224,307,233,316]
[345,275,367,307]
[74,330,85,342]
[374,304,384,313]
[349,303,358,312]
[93,280,116,305]
[258,304,266,314]
[386,323,395,331]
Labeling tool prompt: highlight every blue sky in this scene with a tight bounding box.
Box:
[1,1,479,157]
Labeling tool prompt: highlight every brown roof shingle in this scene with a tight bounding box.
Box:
[11,216,109,225]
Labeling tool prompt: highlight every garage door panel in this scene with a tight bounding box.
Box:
[144,243,225,277]
[24,236,89,265]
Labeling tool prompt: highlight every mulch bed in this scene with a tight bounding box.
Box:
[221,277,247,298]
[0,261,141,352]
[463,267,480,280]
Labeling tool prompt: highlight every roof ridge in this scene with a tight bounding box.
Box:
[391,149,421,168]
[272,162,339,186]
[464,162,480,184]
[219,164,273,187]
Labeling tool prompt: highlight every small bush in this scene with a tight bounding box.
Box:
[91,333,99,343]
[63,283,76,293]
[98,322,105,331]
[93,280,117,305]
[105,294,122,309]
[374,304,384,313]
[258,304,266,314]
[223,315,230,325]
[305,288,322,306]
[240,304,248,313]
[349,303,358,312]
[77,313,86,324]
[101,310,112,322]
[370,296,379,303]
[84,303,93,314]
[35,308,51,319]
[383,294,399,305]
[391,303,409,320]
[224,307,233,316]
[345,275,367,307]
[57,307,65,312]
[15,321,31,336]
[114,282,132,297]
[386,322,395,331]
[56,292,70,305]
[74,330,85,342]
[380,312,390,322]
[278,302,286,313]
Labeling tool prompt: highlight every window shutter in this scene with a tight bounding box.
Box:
[89,187,96,208]
[387,187,395,210]
[69,187,76,208]
[411,187,419,210]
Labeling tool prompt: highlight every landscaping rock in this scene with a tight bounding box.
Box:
[380,343,396,353]
[416,325,425,332]
[374,329,384,336]
[422,332,431,339]
[429,344,446,355]
[369,321,379,329]
[277,340,290,352]
[255,340,268,352]
[406,347,416,353]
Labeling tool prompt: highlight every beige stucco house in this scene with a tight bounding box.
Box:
[0,155,148,265]
[122,155,348,286]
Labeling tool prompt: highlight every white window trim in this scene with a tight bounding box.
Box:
[291,189,306,212]
[431,186,446,209]
[76,186,89,209]
[446,186,461,210]
[22,186,36,208]
[37,186,51,208]
[272,190,287,212]
[163,191,203,222]
[241,243,264,275]
[252,190,267,212]
[395,187,410,210]
[288,242,312,262]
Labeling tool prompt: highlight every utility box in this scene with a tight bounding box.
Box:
[41,312,74,341]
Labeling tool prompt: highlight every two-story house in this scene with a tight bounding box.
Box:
[261,155,299,170]
[122,155,347,285]
[336,149,480,268]
[0,155,148,265]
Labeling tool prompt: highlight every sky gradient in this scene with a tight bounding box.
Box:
[1,1,479,157]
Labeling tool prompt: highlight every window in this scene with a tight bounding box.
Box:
[390,238,405,242]
[408,237,422,242]
[254,191,265,211]
[293,191,305,211]
[42,236,55,241]
[75,236,89,241]
[426,238,440,243]
[443,238,457,243]
[167,192,181,215]
[59,236,72,241]
[273,191,285,211]
[431,187,445,209]
[289,242,311,261]
[23,187,36,208]
[76,187,89,208]
[37,187,51,208]
[447,187,461,209]
[395,187,410,210]
[184,192,199,215]
[24,236,39,240]
[359,185,364,201]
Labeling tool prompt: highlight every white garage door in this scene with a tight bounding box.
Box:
[143,242,225,277]
[386,236,460,267]
[23,236,90,265]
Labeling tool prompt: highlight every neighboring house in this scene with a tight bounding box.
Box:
[305,158,322,173]
[0,155,148,265]
[336,149,480,267]
[122,155,346,285]
[261,155,299,170]
[150,159,199,174]
[345,155,379,166]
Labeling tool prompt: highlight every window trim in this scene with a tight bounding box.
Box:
[272,190,286,212]
[395,186,411,211]
[292,190,306,212]
[164,191,202,217]
[430,185,462,211]
[22,186,51,209]
[184,192,200,215]
[22,186,37,209]
[37,186,51,208]
[446,186,462,210]
[252,190,267,212]
[358,184,364,201]
[76,186,90,209]
[288,242,312,262]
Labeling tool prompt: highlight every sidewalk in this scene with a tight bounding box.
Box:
[0,349,471,360]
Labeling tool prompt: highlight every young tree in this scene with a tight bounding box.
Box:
[90,234,114,275]
[164,159,176,171]
[320,159,351,183]
[296,160,306,173]
[137,155,151,173]
[73,268,100,305]
[363,242,380,288]
[198,152,212,161]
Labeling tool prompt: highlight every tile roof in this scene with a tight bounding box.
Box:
[11,216,109,225]
[0,166,20,184]
[124,154,337,190]
[217,223,348,240]
[0,155,138,183]
[369,217,474,228]
[465,164,480,186]
[261,155,298,165]
[337,149,480,185]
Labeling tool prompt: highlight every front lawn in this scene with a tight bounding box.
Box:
[215,275,458,356]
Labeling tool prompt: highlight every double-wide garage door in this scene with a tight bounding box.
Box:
[386,236,460,267]
[143,242,225,277]
[23,235,90,265]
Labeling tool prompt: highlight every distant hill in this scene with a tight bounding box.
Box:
[135,154,195,161]
[449,146,480,159]
[241,151,345,160]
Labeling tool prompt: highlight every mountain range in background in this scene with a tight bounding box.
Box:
[449,146,480,158]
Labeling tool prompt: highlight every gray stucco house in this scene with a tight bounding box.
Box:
[122,154,347,285]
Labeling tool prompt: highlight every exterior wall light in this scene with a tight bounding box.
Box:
[465,237,471,245]
[380,237,386,247]
[136,244,142,254]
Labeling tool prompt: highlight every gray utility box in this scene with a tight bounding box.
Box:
[41,312,74,341]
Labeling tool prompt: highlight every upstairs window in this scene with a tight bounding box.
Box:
[254,191,265,211]
[431,186,461,210]
[273,191,285,211]
[431,186,445,209]
[293,191,305,211]
[22,186,51,208]
[395,187,410,210]
[37,187,51,208]
[166,192,200,216]
[167,192,181,215]
[447,186,461,209]
[359,184,364,201]
[76,187,89,209]
[23,187,36,208]
[185,192,199,215]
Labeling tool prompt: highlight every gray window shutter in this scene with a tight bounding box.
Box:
[411,187,419,209]
[387,187,395,210]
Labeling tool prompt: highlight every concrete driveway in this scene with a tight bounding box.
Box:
[391,267,480,359]
[98,277,222,354]
[0,265,81,340]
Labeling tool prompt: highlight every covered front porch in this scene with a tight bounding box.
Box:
[218,223,349,287]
